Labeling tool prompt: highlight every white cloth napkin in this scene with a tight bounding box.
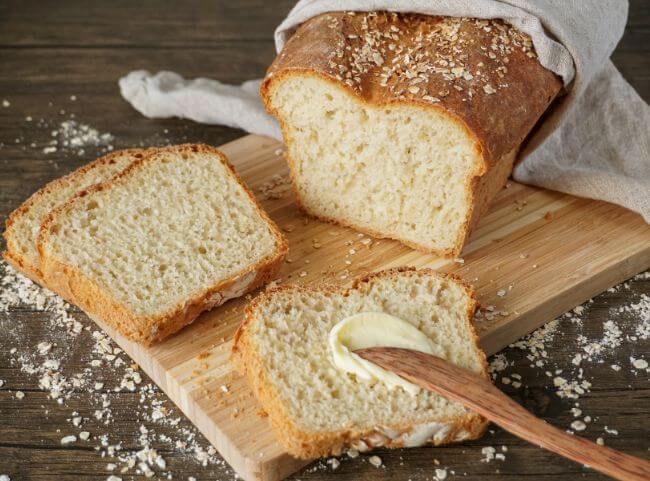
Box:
[119,0,649,222]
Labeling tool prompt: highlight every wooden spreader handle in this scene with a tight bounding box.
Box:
[355,347,650,481]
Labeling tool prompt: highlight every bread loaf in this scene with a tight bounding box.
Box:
[262,12,562,256]
[232,267,489,459]
[38,144,287,345]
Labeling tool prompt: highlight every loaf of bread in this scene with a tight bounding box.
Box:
[38,144,287,344]
[262,12,562,256]
[232,267,488,459]
[3,149,144,285]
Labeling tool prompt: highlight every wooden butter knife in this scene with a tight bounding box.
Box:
[355,347,650,481]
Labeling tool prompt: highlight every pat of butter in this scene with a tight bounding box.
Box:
[328,312,435,395]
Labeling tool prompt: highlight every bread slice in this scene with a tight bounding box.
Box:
[3,149,144,284]
[262,13,562,256]
[232,267,488,459]
[38,144,287,345]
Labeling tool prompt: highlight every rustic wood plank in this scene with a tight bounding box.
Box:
[0,0,296,46]
[0,46,274,91]
[628,1,650,28]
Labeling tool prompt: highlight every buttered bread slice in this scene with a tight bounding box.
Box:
[232,267,489,459]
[38,144,287,345]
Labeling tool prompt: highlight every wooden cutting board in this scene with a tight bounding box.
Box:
[93,134,650,481]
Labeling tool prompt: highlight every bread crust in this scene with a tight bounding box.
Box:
[232,267,489,459]
[38,144,288,345]
[261,12,562,257]
[3,148,146,285]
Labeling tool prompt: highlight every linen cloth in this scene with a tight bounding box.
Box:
[119,0,649,221]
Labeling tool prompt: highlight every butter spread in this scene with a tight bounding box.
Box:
[328,311,435,395]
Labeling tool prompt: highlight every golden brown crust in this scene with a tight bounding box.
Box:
[232,267,489,459]
[2,250,42,285]
[2,148,146,285]
[264,12,561,166]
[262,12,562,257]
[457,147,518,249]
[38,144,288,345]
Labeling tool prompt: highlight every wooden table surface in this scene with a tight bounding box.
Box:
[0,1,648,480]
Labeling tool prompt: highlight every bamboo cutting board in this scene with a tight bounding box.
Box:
[93,134,650,481]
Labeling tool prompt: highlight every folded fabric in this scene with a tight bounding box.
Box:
[119,72,281,139]
[119,0,649,222]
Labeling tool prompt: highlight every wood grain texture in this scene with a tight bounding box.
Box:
[0,0,296,46]
[0,1,649,480]
[73,133,649,481]
[356,348,650,481]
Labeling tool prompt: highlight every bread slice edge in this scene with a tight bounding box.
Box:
[38,143,288,345]
[2,148,146,285]
[232,267,489,459]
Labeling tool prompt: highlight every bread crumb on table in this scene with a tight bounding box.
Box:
[570,420,587,431]
[326,458,340,470]
[347,448,359,458]
[0,259,226,476]
[60,435,77,445]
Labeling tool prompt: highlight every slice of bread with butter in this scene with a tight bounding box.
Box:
[232,267,489,459]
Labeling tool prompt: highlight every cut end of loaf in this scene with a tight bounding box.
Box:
[265,73,483,256]
[39,144,287,344]
[262,11,563,257]
[232,267,489,458]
